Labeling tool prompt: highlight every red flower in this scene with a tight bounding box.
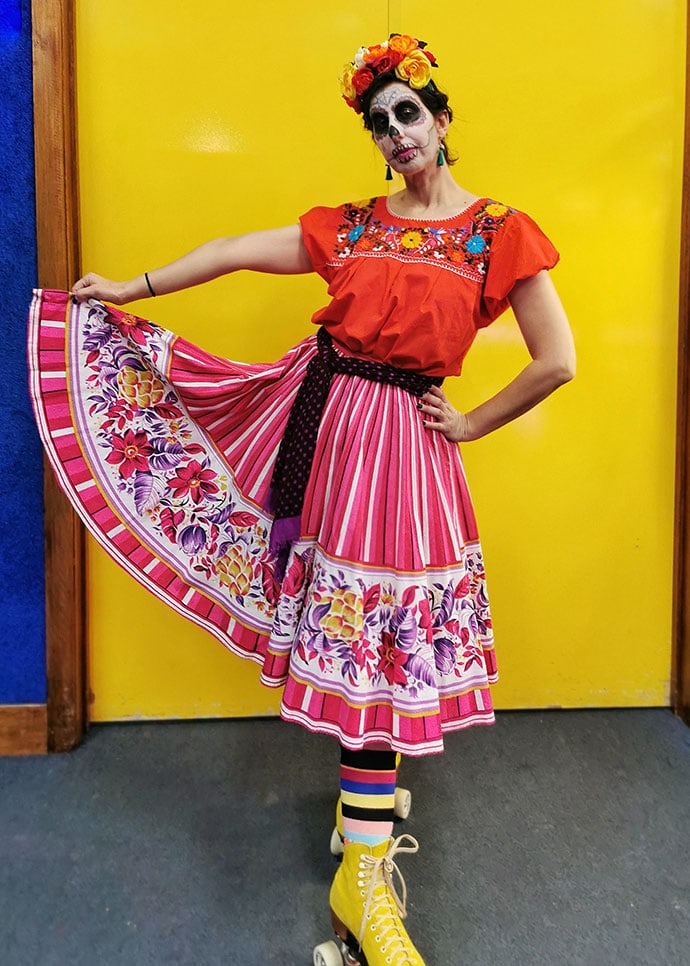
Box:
[111,312,155,347]
[282,552,307,597]
[377,632,408,687]
[342,93,362,113]
[168,460,219,503]
[369,52,398,74]
[353,68,375,95]
[106,429,153,479]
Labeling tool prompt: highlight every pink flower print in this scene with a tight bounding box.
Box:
[168,460,219,504]
[282,552,307,597]
[377,631,408,687]
[110,312,155,347]
[106,429,153,479]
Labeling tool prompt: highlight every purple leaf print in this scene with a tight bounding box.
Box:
[434,584,455,627]
[149,439,185,471]
[391,606,418,650]
[406,652,436,686]
[87,394,110,415]
[111,345,145,370]
[133,471,164,515]
[207,505,233,525]
[178,524,207,555]
[433,637,456,674]
[311,630,332,654]
[87,302,109,324]
[83,324,113,352]
[97,363,120,392]
[312,602,332,625]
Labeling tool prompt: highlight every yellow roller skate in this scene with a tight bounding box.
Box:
[330,754,412,857]
[313,834,426,966]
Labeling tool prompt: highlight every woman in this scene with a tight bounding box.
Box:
[29,34,574,966]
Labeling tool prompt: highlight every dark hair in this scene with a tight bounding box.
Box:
[359,70,457,165]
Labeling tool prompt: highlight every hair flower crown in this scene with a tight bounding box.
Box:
[340,34,438,114]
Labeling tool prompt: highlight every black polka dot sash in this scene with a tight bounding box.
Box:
[268,327,443,581]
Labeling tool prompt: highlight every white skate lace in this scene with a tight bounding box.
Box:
[357,834,420,962]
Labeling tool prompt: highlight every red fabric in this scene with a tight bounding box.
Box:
[299,196,559,376]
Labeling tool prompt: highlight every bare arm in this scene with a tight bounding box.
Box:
[420,270,575,442]
[72,223,313,304]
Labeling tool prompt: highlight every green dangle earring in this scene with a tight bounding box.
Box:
[385,163,393,181]
[437,141,445,167]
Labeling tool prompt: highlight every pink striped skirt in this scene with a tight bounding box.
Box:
[28,290,497,755]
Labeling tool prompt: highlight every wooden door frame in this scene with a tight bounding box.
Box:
[18,0,690,754]
[32,0,86,751]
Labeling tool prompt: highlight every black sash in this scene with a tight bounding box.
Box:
[267,327,443,580]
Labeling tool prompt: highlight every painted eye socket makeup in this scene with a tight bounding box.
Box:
[370,99,424,137]
[371,112,390,137]
[394,100,422,124]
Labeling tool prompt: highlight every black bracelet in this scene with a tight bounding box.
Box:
[144,272,156,297]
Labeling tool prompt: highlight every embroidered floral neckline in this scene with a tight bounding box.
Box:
[383,195,486,222]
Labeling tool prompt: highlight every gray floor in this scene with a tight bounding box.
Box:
[2,710,689,966]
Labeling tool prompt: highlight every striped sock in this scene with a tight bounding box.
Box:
[340,747,397,847]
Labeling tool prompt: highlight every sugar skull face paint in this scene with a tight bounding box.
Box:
[368,82,444,173]
[370,92,425,138]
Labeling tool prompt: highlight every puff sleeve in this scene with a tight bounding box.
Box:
[299,205,342,282]
[479,211,560,326]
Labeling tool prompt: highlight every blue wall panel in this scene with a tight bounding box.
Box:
[0,0,46,703]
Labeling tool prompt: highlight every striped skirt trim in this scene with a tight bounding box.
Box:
[28,290,497,756]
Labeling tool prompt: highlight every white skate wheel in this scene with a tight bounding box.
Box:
[313,939,343,966]
[394,786,412,820]
[329,825,344,856]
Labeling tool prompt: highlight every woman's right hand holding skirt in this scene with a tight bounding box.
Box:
[72,272,130,305]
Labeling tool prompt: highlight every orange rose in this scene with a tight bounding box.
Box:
[388,34,418,57]
[395,50,432,89]
[363,44,388,64]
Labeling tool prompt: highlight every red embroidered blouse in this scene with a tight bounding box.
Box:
[299,196,559,377]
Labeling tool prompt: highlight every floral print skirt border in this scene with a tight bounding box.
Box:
[28,290,497,755]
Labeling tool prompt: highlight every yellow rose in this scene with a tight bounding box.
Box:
[341,63,357,101]
[388,34,418,57]
[401,230,423,250]
[321,588,363,641]
[395,50,432,89]
[485,203,508,217]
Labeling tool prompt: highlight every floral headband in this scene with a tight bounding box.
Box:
[340,34,438,114]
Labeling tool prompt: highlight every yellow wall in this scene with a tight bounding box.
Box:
[76,1,685,720]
